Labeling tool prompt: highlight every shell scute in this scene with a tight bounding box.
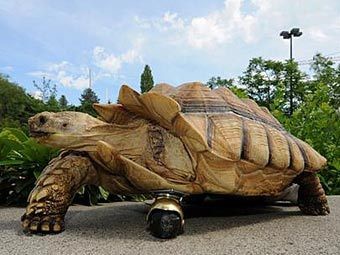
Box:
[150,83,176,96]
[172,82,229,113]
[208,113,243,160]
[214,87,252,113]
[241,119,269,167]
[265,125,290,170]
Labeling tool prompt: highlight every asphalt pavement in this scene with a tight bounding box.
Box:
[1,196,339,255]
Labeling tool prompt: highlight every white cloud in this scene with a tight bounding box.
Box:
[121,49,139,63]
[134,16,151,29]
[58,72,89,89]
[28,62,90,90]
[28,44,143,90]
[30,90,43,100]
[135,0,339,50]
[27,71,49,77]
[93,46,122,74]
[305,28,329,42]
[187,15,227,48]
[162,12,185,30]
[0,65,14,72]
[47,61,70,73]
[249,0,340,45]
[93,41,143,74]
[135,12,185,32]
[184,0,260,47]
[135,0,258,49]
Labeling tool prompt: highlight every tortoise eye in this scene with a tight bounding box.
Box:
[39,116,47,125]
[62,123,68,128]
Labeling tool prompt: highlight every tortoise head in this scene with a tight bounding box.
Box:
[28,111,106,148]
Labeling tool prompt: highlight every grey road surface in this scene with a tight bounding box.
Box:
[1,196,339,255]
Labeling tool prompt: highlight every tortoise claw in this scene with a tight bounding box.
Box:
[298,196,330,216]
[21,213,65,234]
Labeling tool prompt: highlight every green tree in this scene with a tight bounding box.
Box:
[140,65,154,93]
[32,77,57,102]
[0,74,45,132]
[0,75,27,129]
[310,53,340,109]
[206,76,233,89]
[206,76,248,98]
[79,88,99,116]
[270,54,340,194]
[46,95,60,112]
[239,57,306,114]
[239,57,284,109]
[281,60,308,114]
[281,83,340,194]
[229,86,249,99]
[59,95,68,110]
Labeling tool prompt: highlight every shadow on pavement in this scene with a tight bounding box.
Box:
[63,199,301,241]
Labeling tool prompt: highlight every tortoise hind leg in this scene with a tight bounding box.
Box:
[21,152,99,234]
[294,172,330,215]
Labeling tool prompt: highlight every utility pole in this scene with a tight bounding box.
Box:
[88,68,92,89]
[280,28,302,115]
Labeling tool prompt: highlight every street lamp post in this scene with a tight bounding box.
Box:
[280,28,302,115]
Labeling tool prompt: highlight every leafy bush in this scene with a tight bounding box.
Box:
[0,128,59,205]
[278,83,340,194]
[0,128,120,205]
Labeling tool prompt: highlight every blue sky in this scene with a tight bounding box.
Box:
[1,0,339,104]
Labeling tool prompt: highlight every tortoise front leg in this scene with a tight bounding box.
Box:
[295,172,330,215]
[21,152,98,234]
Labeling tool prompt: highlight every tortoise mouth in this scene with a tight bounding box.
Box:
[30,131,52,138]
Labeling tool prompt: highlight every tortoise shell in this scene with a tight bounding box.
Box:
[94,82,326,195]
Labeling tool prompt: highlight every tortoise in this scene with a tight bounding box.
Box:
[22,82,330,238]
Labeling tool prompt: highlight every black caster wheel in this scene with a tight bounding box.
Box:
[148,210,183,239]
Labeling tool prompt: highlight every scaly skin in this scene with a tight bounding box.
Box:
[21,152,99,234]
[295,172,330,215]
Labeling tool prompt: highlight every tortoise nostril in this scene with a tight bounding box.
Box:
[39,116,47,125]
